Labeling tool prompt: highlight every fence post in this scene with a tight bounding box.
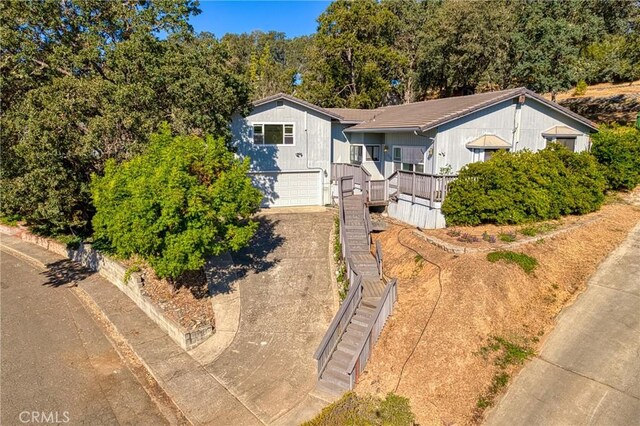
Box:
[411,172,416,204]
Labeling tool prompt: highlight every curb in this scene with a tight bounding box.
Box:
[0,243,47,270]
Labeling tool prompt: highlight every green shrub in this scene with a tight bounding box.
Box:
[303,392,415,426]
[573,79,588,96]
[487,251,538,273]
[591,126,640,191]
[498,232,516,242]
[442,145,605,226]
[91,127,262,280]
[519,222,558,237]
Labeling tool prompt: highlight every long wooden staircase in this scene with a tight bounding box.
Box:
[314,176,398,396]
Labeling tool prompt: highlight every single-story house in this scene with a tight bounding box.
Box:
[231,87,597,228]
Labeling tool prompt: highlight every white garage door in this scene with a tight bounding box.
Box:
[250,171,322,207]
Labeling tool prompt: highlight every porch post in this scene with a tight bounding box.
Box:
[411,172,416,204]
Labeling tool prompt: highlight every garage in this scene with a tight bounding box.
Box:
[249,170,322,207]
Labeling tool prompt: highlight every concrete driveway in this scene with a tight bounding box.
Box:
[191,210,338,424]
[485,223,640,425]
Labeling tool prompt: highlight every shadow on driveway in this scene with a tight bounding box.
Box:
[206,216,285,296]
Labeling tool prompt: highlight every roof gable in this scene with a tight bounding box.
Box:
[344,88,597,133]
[252,93,342,120]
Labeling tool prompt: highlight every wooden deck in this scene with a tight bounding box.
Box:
[314,182,397,395]
[331,163,457,206]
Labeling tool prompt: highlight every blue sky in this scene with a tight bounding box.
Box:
[190,1,332,38]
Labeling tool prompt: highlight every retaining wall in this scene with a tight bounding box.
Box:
[0,225,213,350]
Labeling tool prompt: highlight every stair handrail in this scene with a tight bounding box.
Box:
[313,275,364,378]
[375,240,383,279]
[346,278,398,389]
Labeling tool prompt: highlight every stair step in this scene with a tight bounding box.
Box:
[332,348,355,364]
[349,322,368,335]
[357,305,376,316]
[362,296,380,309]
[344,327,364,341]
[326,356,350,375]
[352,314,370,327]
[337,339,359,353]
[322,369,350,388]
[316,378,347,396]
[341,331,363,347]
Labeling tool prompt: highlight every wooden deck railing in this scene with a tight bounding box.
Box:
[346,278,398,388]
[313,275,363,378]
[388,171,458,203]
[332,163,370,190]
[368,180,386,203]
[332,163,456,204]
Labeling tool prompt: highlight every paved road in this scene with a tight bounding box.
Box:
[0,251,169,426]
[485,223,640,426]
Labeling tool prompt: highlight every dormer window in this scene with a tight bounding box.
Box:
[465,134,511,162]
[542,126,581,152]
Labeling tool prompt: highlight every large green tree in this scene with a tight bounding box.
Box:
[222,31,310,99]
[300,0,405,108]
[0,0,250,236]
[416,0,515,96]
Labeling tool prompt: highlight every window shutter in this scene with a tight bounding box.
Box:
[401,146,426,164]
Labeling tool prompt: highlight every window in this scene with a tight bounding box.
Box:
[484,149,499,162]
[365,145,381,162]
[393,147,401,162]
[252,124,294,145]
[393,146,426,173]
[350,145,363,164]
[555,137,576,151]
[545,136,576,152]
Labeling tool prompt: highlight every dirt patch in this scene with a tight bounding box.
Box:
[131,261,214,332]
[356,189,640,425]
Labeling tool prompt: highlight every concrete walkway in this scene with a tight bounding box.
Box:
[1,210,338,425]
[485,223,640,426]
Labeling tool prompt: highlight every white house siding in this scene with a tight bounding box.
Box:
[435,97,592,174]
[231,99,332,206]
[332,123,351,164]
[435,100,517,173]
[382,131,437,177]
[519,100,592,152]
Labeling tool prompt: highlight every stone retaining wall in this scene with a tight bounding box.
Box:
[0,225,213,350]
[412,216,602,254]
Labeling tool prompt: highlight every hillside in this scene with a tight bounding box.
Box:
[546,81,640,125]
[356,189,640,425]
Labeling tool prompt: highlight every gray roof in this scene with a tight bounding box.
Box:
[344,88,598,133]
[251,89,598,133]
[252,93,343,120]
[324,108,383,123]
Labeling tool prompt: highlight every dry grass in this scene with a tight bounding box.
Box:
[544,80,640,100]
[356,189,640,425]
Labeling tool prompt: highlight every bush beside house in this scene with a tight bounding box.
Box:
[442,145,606,226]
[91,127,262,280]
[591,126,640,191]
